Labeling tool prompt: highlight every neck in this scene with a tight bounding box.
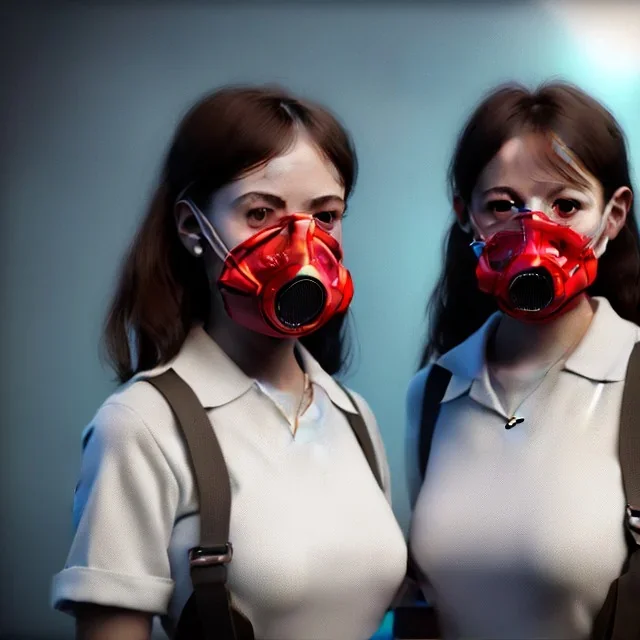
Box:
[205,305,304,395]
[489,294,595,369]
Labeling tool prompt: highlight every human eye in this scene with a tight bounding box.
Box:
[313,210,343,229]
[552,198,582,219]
[246,207,274,228]
[485,199,519,218]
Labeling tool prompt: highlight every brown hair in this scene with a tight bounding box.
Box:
[421,81,639,367]
[103,85,358,383]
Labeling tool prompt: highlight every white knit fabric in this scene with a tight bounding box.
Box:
[52,327,407,640]
[406,297,639,640]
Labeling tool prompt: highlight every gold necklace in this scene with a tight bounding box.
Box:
[292,373,310,438]
[492,329,585,425]
[257,373,312,437]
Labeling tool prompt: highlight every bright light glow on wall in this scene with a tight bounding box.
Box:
[544,2,640,77]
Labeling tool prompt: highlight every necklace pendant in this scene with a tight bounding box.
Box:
[505,416,525,430]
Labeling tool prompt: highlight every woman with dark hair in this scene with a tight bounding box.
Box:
[406,82,639,638]
[52,86,407,640]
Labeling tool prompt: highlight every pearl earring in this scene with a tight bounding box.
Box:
[193,244,203,256]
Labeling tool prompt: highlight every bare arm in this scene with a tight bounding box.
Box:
[74,604,153,640]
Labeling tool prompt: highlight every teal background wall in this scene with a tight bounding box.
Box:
[1,1,639,637]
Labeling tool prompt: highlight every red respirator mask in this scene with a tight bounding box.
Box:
[181,200,353,338]
[471,210,606,322]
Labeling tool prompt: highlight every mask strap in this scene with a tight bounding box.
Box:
[467,208,492,253]
[468,207,531,258]
[175,197,230,261]
[586,200,614,255]
[465,212,484,257]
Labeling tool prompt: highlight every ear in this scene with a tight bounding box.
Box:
[604,186,633,241]
[175,201,204,256]
[453,195,471,233]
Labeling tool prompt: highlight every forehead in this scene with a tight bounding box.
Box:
[475,134,600,194]
[223,134,344,202]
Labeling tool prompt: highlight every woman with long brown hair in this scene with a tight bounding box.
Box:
[407,82,639,638]
[52,85,407,640]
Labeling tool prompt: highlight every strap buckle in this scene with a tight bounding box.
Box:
[626,505,640,545]
[189,543,234,567]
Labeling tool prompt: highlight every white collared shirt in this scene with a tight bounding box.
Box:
[52,327,407,640]
[406,297,640,640]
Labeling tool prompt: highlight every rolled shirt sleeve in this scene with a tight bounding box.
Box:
[52,401,179,615]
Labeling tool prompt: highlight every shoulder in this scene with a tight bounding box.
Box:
[339,385,393,498]
[405,365,434,453]
[407,365,433,416]
[343,388,376,425]
[81,379,180,462]
[405,366,434,508]
[340,387,384,456]
[71,380,185,528]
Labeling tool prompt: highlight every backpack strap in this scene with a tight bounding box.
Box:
[336,384,384,491]
[146,369,251,640]
[619,342,640,535]
[591,342,640,639]
[419,364,453,481]
[396,364,452,639]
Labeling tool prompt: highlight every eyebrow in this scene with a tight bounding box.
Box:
[482,184,589,200]
[231,191,345,210]
[307,195,345,209]
[481,186,522,201]
[231,192,286,209]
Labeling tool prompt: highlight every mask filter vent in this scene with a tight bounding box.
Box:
[275,276,326,328]
[508,268,555,312]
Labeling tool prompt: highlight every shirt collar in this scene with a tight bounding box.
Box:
[132,325,357,413]
[434,312,501,402]
[564,297,640,382]
[434,296,640,402]
[131,325,255,408]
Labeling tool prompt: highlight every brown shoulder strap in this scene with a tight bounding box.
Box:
[146,369,249,640]
[619,342,640,521]
[591,342,640,640]
[148,370,382,637]
[148,369,231,550]
[405,365,451,604]
[336,384,384,491]
[419,365,452,481]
